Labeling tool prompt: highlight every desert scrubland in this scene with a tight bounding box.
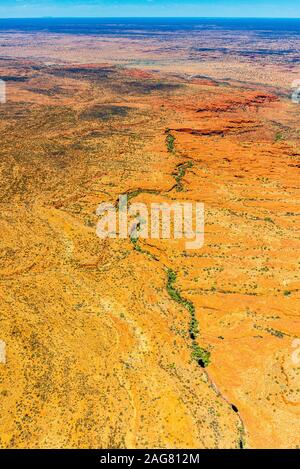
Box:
[0,23,300,448]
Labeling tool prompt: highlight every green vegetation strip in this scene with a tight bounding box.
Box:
[173,161,193,192]
[126,188,159,202]
[166,269,211,367]
[165,129,176,153]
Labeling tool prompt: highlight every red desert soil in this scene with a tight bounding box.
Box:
[0,30,299,449]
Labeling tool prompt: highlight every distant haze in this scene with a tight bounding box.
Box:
[0,1,299,19]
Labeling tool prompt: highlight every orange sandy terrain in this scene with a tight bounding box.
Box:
[0,27,299,449]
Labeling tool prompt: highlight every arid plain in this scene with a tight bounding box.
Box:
[0,21,300,448]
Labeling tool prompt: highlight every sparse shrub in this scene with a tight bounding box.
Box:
[275,131,283,142]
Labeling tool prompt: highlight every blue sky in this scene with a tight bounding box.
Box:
[0,1,298,18]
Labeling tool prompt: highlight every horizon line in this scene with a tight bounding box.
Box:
[0,16,300,20]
